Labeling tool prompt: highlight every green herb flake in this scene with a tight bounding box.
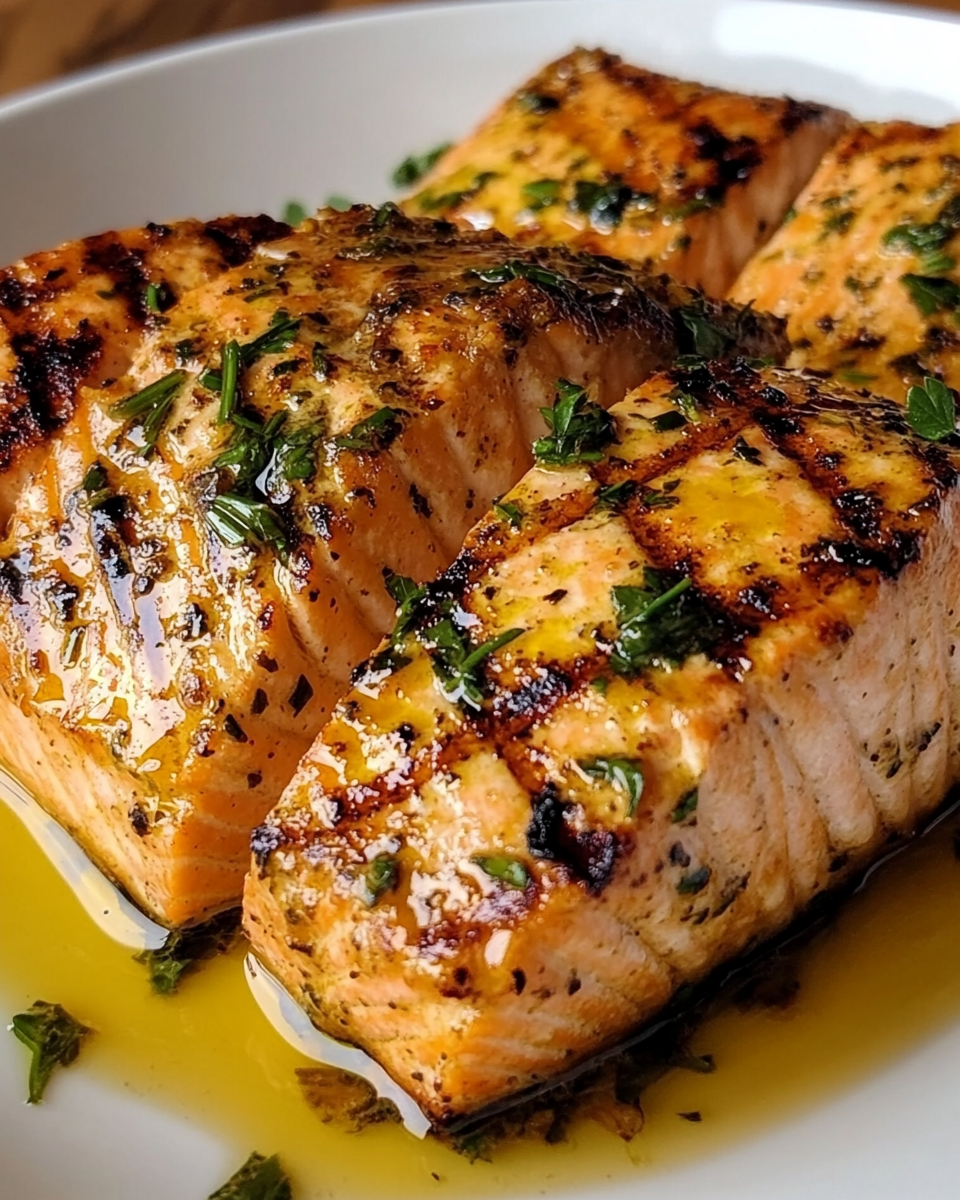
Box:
[571,177,635,229]
[650,410,688,434]
[82,461,108,494]
[732,436,762,465]
[111,369,187,452]
[900,272,960,318]
[472,854,530,889]
[641,487,681,509]
[282,200,308,226]
[333,406,404,452]
[521,178,562,211]
[820,210,854,238]
[427,623,523,710]
[326,194,352,212]
[218,339,241,425]
[677,306,735,359]
[669,389,700,422]
[9,1000,92,1103]
[143,281,174,314]
[906,375,957,441]
[677,865,712,895]
[578,756,644,815]
[533,379,616,465]
[609,569,722,677]
[391,142,452,189]
[363,855,399,907]
[591,676,609,695]
[671,788,699,824]
[205,492,288,559]
[134,910,239,996]
[838,368,877,385]
[493,498,524,527]
[207,1151,292,1200]
[467,258,573,294]
[595,480,637,509]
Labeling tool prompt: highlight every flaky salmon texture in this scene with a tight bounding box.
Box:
[0,204,782,927]
[244,359,960,1126]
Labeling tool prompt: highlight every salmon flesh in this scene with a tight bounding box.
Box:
[244,359,960,1125]
[0,205,783,926]
[401,47,849,296]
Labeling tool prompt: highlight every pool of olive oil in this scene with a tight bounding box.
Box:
[1,796,958,1199]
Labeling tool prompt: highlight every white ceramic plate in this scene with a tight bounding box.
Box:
[2,1,960,1196]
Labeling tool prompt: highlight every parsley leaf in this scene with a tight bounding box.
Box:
[571,177,635,228]
[282,200,308,225]
[134,910,239,995]
[883,194,960,274]
[900,273,960,318]
[363,856,399,907]
[207,1151,292,1200]
[205,492,289,559]
[217,339,241,424]
[426,621,523,709]
[595,480,637,509]
[906,376,957,441]
[671,788,699,823]
[677,305,735,359]
[579,756,644,815]
[472,855,530,889]
[391,142,452,189]
[333,406,404,452]
[522,178,562,211]
[383,571,428,642]
[493,498,524,527]
[10,1000,92,1103]
[533,379,616,465]
[610,569,722,676]
[677,865,711,895]
[467,258,574,294]
[111,369,187,452]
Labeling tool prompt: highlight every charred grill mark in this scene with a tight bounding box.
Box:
[82,235,150,323]
[526,783,619,892]
[687,120,763,201]
[490,665,575,727]
[0,324,103,470]
[200,214,292,267]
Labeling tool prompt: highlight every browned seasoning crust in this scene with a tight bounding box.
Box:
[0,205,783,926]
[401,47,849,296]
[731,119,960,401]
[244,360,960,1125]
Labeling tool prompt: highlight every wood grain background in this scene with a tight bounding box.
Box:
[0,0,956,99]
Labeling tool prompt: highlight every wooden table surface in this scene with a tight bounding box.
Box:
[0,0,957,99]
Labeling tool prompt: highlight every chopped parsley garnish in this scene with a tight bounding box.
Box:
[425,622,523,710]
[820,210,854,238]
[578,756,644,815]
[668,388,700,422]
[468,258,573,294]
[134,910,239,995]
[205,493,289,559]
[677,865,711,895]
[333,406,404,452]
[383,571,428,640]
[676,305,736,359]
[472,855,530,889]
[533,379,616,465]
[207,1151,292,1200]
[81,460,109,503]
[363,855,398,907]
[493,498,524,527]
[10,1000,92,1103]
[900,273,960,319]
[595,480,637,509]
[609,568,722,676]
[906,376,957,441]
[732,436,762,465]
[420,171,498,212]
[521,178,562,211]
[571,177,635,229]
[391,142,452,189]
[326,194,352,212]
[312,343,329,380]
[282,199,308,225]
[641,486,681,509]
[671,788,699,823]
[883,194,960,274]
[650,409,687,433]
[111,369,187,452]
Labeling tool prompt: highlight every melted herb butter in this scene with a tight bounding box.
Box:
[1,788,959,1196]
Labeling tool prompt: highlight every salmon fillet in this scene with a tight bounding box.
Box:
[244,359,960,1125]
[0,205,783,927]
[731,120,960,401]
[400,47,849,296]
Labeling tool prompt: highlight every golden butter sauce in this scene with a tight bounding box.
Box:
[1,794,958,1198]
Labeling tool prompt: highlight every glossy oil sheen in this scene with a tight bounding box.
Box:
[0,794,958,1199]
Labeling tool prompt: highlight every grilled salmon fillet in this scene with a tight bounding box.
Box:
[0,205,783,927]
[400,48,849,296]
[244,359,960,1125]
[731,120,960,400]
